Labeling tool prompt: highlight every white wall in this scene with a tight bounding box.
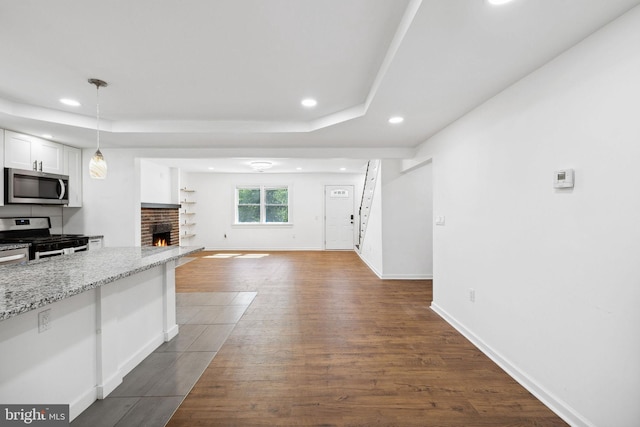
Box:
[16,145,405,248]
[418,6,640,426]
[184,171,364,250]
[381,159,432,279]
[140,159,178,204]
[359,160,434,279]
[72,149,375,250]
[81,150,141,246]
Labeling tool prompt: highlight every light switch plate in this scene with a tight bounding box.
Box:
[554,169,574,188]
[38,309,51,333]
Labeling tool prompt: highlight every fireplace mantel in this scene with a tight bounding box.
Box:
[141,203,181,209]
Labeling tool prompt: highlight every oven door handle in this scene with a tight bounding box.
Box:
[0,253,27,263]
[58,179,67,200]
[70,244,88,253]
[35,249,64,259]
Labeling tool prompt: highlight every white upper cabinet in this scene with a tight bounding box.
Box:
[36,139,64,174]
[4,131,31,170]
[63,145,83,207]
[0,130,4,206]
[4,130,64,174]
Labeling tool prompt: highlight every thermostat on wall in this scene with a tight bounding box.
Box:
[554,169,574,189]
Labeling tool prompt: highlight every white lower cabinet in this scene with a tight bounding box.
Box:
[88,237,104,250]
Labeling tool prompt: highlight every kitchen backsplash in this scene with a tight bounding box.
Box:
[0,205,77,234]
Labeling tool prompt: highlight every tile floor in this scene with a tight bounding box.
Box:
[71,291,256,427]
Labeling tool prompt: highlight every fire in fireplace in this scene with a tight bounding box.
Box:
[151,223,172,247]
[153,233,170,246]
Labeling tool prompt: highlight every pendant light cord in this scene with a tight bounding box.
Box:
[88,78,107,152]
[88,78,108,179]
[96,83,100,151]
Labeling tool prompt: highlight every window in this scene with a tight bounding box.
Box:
[236,186,289,224]
[237,188,261,223]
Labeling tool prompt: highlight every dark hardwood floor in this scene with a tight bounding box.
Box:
[168,251,567,427]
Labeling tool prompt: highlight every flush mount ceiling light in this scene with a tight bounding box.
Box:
[60,98,81,107]
[301,98,317,108]
[388,116,404,124]
[250,161,273,172]
[88,78,108,179]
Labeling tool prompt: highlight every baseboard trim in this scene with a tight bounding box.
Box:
[355,252,432,280]
[355,251,383,278]
[112,333,165,395]
[69,387,98,422]
[164,324,179,342]
[430,302,593,427]
[380,273,433,280]
[96,371,122,400]
[203,247,325,252]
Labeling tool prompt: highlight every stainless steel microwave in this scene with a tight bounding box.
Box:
[4,168,69,205]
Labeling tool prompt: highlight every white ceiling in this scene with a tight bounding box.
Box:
[1,0,638,172]
[150,157,370,174]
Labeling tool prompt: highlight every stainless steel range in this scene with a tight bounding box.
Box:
[0,217,89,260]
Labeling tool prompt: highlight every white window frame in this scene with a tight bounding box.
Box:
[235,185,291,225]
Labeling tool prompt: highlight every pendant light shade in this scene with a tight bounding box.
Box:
[89,149,107,179]
[88,78,108,179]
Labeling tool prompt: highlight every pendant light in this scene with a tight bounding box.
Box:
[88,78,108,179]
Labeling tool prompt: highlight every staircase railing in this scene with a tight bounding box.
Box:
[356,159,380,252]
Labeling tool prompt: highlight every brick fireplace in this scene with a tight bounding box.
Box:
[141,203,180,246]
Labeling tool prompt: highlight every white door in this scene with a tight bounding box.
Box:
[325,185,354,250]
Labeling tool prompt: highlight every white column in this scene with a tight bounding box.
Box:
[163,259,179,341]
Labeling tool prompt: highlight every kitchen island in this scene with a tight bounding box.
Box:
[0,246,203,421]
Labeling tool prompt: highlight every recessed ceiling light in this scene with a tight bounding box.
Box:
[340,167,346,171]
[296,167,302,171]
[301,98,317,108]
[42,134,53,139]
[208,167,215,170]
[388,116,404,124]
[60,98,81,107]
[487,0,514,5]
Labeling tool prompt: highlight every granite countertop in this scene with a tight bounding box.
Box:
[0,243,30,251]
[0,246,203,321]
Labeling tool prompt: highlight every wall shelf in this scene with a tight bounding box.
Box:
[180,188,196,241]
